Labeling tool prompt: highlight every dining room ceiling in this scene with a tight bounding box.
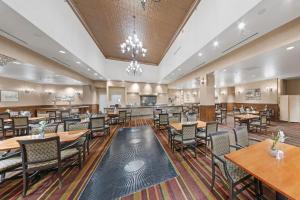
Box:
[68,0,199,65]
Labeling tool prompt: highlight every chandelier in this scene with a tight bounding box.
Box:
[126,60,142,76]
[140,0,161,10]
[120,16,147,58]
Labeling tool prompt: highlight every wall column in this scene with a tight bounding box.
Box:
[199,73,215,121]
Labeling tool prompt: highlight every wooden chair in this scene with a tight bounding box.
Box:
[68,122,89,161]
[210,132,255,199]
[196,121,218,156]
[173,123,197,158]
[168,113,181,148]
[0,150,22,183]
[0,112,10,120]
[31,124,58,135]
[60,110,71,121]
[89,117,110,138]
[126,109,132,122]
[18,137,62,196]
[250,115,267,132]
[118,110,127,124]
[46,111,57,123]
[63,118,80,131]
[153,109,162,127]
[158,113,169,130]
[216,109,227,124]
[233,126,261,148]
[12,117,29,136]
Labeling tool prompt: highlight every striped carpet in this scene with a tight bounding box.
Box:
[1,117,297,200]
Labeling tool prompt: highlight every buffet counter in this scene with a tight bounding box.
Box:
[104,105,198,117]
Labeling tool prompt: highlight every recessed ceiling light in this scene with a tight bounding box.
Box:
[223,69,227,72]
[94,73,98,76]
[76,61,81,64]
[286,46,295,51]
[238,22,246,30]
[87,68,90,71]
[59,50,66,54]
[198,52,203,57]
[13,61,21,65]
[213,41,219,47]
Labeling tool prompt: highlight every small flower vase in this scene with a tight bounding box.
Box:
[39,130,45,139]
[270,148,278,157]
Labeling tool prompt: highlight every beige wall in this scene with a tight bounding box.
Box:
[215,87,235,103]
[168,89,199,105]
[106,81,168,106]
[0,77,98,107]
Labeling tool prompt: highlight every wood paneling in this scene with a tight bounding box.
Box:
[68,0,199,65]
[199,105,215,122]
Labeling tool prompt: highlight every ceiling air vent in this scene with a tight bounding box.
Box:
[51,57,71,67]
[0,29,28,45]
[222,32,258,54]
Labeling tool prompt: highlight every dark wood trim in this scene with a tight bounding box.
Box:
[199,105,215,122]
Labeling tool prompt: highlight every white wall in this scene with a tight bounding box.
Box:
[159,0,262,79]
[3,0,106,75]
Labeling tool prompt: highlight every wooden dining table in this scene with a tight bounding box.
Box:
[4,117,47,123]
[0,129,89,151]
[170,120,206,131]
[234,114,260,131]
[225,139,300,200]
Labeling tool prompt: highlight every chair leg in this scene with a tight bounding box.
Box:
[229,182,235,200]
[57,166,62,189]
[78,151,82,169]
[211,164,215,191]
[22,172,29,197]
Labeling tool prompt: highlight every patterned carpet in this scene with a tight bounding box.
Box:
[1,117,297,200]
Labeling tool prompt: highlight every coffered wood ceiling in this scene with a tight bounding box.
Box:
[68,0,199,65]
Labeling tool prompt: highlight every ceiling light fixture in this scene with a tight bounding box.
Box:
[87,68,90,71]
[213,41,219,47]
[59,50,66,54]
[13,61,21,65]
[120,16,147,58]
[76,61,81,64]
[286,46,295,51]
[126,60,142,76]
[238,22,246,30]
[94,73,98,76]
[198,52,203,57]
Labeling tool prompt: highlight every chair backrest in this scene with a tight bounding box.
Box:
[61,110,70,119]
[12,117,29,128]
[0,118,3,131]
[210,131,230,157]
[31,124,58,135]
[46,111,56,118]
[206,122,218,137]
[159,113,169,125]
[37,113,50,119]
[57,123,64,132]
[261,115,267,125]
[18,136,60,166]
[0,112,10,120]
[119,110,127,118]
[187,113,197,122]
[90,117,105,129]
[63,118,81,131]
[182,123,197,140]
[170,113,181,123]
[221,109,227,117]
[20,111,31,117]
[68,122,89,131]
[233,126,249,147]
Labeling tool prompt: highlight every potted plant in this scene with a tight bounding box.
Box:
[37,121,47,139]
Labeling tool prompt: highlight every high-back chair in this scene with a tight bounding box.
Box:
[126,109,132,121]
[173,123,197,157]
[63,118,81,131]
[167,113,181,148]
[153,109,162,127]
[31,124,58,135]
[216,109,227,124]
[170,113,181,123]
[233,126,261,148]
[68,122,90,159]
[89,117,110,138]
[46,111,57,123]
[60,110,71,121]
[196,121,218,156]
[0,112,10,120]
[0,118,6,138]
[250,115,267,132]
[12,117,29,136]
[186,112,197,122]
[210,132,254,199]
[118,110,127,124]
[18,137,62,196]
[158,113,169,129]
